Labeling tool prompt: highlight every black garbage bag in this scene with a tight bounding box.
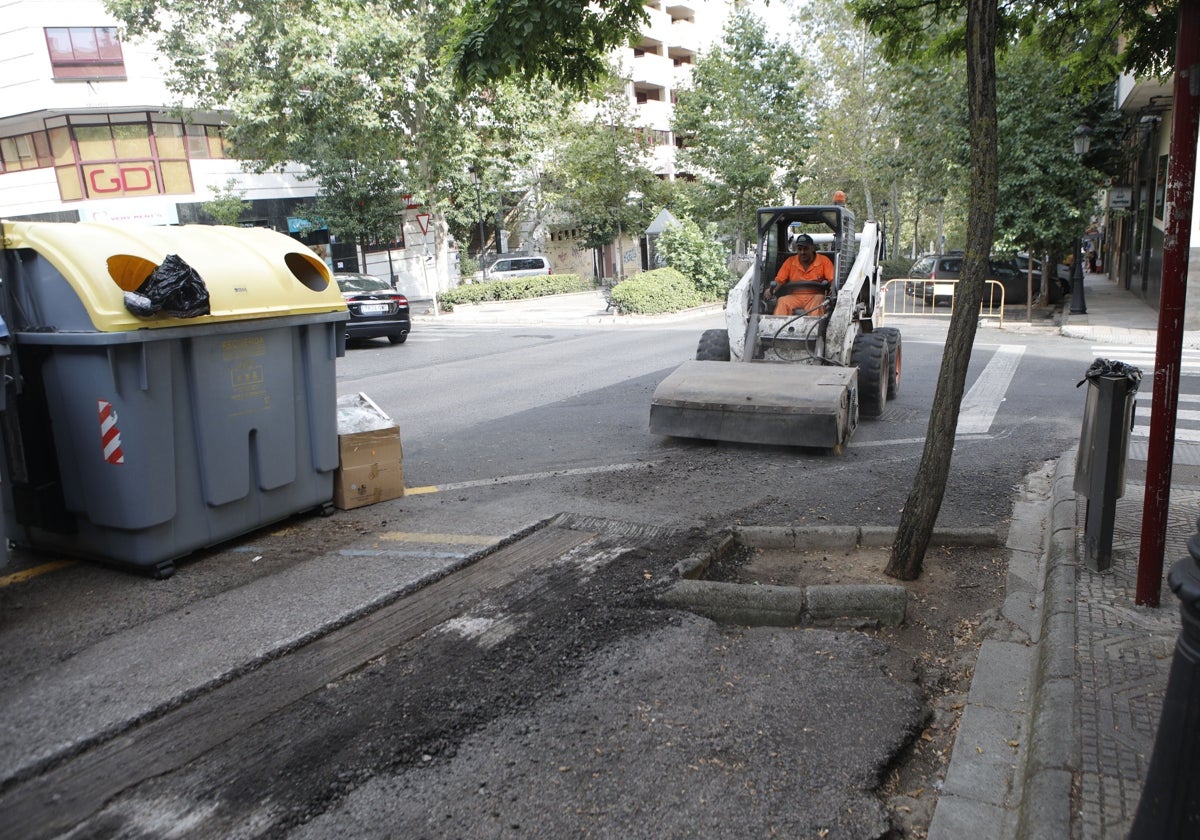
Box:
[1077,358,1143,391]
[123,253,211,319]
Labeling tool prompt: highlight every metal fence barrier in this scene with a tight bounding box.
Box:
[878,278,1006,327]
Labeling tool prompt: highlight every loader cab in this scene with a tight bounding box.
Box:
[757,205,857,298]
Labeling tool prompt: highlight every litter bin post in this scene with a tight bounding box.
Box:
[1075,359,1142,572]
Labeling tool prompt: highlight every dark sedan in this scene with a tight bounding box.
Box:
[908,253,1039,306]
[335,272,410,345]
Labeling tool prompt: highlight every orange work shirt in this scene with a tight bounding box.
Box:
[773,253,835,316]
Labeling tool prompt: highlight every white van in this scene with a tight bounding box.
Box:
[488,255,552,280]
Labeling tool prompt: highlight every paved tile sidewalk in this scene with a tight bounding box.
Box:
[1074,486,1188,839]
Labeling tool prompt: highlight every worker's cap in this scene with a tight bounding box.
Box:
[794,234,815,247]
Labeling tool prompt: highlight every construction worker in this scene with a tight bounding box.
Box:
[767,233,835,316]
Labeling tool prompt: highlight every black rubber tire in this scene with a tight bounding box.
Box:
[876,327,902,399]
[389,333,408,345]
[851,331,889,418]
[696,329,731,361]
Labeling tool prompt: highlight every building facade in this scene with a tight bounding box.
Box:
[0,0,442,300]
[550,0,727,281]
[1103,71,1200,328]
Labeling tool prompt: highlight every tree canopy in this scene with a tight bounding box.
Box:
[449,0,648,94]
[671,9,816,252]
[105,0,571,281]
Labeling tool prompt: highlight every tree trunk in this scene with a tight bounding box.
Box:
[886,0,999,580]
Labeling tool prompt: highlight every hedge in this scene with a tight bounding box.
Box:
[437,273,591,311]
[607,267,715,315]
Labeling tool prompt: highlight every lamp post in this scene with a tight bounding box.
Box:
[1070,124,1092,314]
[471,167,487,282]
[880,200,889,260]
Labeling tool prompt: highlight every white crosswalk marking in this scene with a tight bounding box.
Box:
[956,345,1025,434]
[1096,347,1200,465]
[1088,346,1200,375]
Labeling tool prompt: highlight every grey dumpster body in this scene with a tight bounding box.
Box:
[0,222,349,577]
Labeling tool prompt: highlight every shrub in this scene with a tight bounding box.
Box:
[608,268,705,315]
[656,218,735,300]
[437,273,590,311]
[880,257,913,281]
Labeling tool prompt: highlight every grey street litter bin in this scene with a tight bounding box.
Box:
[1075,358,1142,571]
[0,221,349,578]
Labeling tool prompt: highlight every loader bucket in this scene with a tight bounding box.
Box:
[649,360,858,449]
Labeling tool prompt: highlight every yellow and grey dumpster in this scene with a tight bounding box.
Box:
[0,221,349,577]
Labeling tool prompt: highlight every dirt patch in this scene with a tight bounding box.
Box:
[706,539,1010,839]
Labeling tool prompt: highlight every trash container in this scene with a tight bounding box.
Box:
[0,221,349,577]
[1074,358,1142,571]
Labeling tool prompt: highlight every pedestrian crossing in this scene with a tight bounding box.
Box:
[1089,346,1200,465]
[403,325,505,344]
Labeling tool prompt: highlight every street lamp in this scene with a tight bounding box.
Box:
[1070,125,1091,314]
[1073,123,1094,156]
[471,167,487,282]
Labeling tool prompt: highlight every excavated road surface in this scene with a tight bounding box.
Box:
[6,516,928,839]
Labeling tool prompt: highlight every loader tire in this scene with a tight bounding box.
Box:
[696,329,732,362]
[877,327,902,399]
[851,332,889,418]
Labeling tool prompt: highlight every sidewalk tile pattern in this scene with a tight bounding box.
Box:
[1074,487,1189,839]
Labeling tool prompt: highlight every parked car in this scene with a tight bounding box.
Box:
[1011,252,1072,303]
[335,272,411,345]
[907,253,1042,306]
[486,255,552,280]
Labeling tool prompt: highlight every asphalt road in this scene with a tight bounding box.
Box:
[0,311,1104,837]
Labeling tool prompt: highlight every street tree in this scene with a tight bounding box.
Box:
[105,0,567,290]
[849,0,1000,581]
[671,8,817,253]
[992,41,1103,290]
[200,179,251,226]
[450,0,647,95]
[848,0,1180,580]
[794,0,895,215]
[542,78,661,279]
[878,62,968,258]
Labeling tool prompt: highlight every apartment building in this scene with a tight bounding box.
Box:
[1105,71,1200,328]
[545,0,728,279]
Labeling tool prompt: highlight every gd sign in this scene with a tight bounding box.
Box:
[83,163,157,197]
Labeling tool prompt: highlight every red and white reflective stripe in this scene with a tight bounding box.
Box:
[98,399,125,465]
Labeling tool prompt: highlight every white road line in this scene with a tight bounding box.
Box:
[850,433,992,448]
[1131,426,1200,442]
[956,345,1025,434]
[1136,406,1200,423]
[1089,347,1200,373]
[425,461,656,494]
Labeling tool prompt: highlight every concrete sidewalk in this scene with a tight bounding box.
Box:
[930,270,1198,839]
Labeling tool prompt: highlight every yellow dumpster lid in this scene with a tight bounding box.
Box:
[1,221,347,332]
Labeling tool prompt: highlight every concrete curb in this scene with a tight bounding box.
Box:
[663,524,1004,628]
[926,454,1077,840]
[1014,451,1081,840]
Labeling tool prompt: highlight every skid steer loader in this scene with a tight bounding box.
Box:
[649,203,901,451]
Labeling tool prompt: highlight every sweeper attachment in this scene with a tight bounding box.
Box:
[649,203,900,451]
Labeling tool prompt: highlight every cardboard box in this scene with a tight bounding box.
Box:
[334,393,404,510]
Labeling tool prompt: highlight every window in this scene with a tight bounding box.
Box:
[0,132,53,172]
[46,27,126,80]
